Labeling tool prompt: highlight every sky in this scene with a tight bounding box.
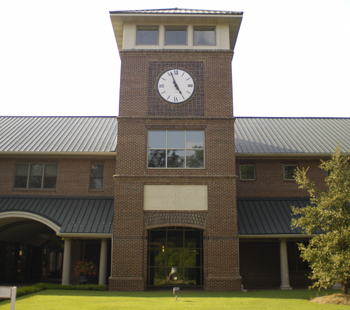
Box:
[0,0,349,118]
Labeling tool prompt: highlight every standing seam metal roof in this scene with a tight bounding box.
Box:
[110,8,243,15]
[0,117,118,153]
[238,198,309,235]
[0,196,114,234]
[235,117,350,154]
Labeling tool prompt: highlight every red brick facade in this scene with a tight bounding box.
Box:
[237,158,328,198]
[109,50,241,291]
[0,157,115,197]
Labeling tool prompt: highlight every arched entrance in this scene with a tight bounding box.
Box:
[147,227,203,288]
[0,214,62,284]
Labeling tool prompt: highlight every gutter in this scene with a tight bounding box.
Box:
[0,151,116,158]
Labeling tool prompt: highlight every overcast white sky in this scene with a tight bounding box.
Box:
[0,0,349,117]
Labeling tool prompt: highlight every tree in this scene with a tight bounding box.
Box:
[291,145,350,294]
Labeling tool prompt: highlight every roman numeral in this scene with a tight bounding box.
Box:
[174,70,178,75]
[159,84,164,88]
[174,97,178,102]
[188,84,193,87]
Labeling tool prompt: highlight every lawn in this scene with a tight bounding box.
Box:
[0,289,348,310]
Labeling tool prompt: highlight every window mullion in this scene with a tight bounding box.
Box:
[165,130,168,168]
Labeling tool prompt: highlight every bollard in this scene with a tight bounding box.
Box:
[173,287,180,301]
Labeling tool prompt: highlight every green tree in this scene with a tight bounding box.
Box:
[291,145,350,294]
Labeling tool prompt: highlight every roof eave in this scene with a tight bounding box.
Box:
[235,152,337,159]
[239,234,313,238]
[0,151,117,158]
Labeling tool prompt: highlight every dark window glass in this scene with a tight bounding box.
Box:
[184,268,201,285]
[167,150,185,168]
[44,164,57,189]
[147,228,203,287]
[149,249,166,266]
[14,163,57,189]
[137,27,158,45]
[90,164,104,189]
[150,230,166,248]
[186,150,204,168]
[165,26,187,45]
[284,165,297,180]
[28,164,43,189]
[167,230,183,248]
[148,150,166,167]
[185,230,201,248]
[240,165,255,180]
[14,164,28,188]
[193,26,216,45]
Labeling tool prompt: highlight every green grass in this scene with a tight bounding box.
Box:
[0,289,349,310]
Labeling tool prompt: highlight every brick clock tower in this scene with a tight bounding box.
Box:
[109,8,243,291]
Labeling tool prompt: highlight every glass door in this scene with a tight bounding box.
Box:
[147,227,203,286]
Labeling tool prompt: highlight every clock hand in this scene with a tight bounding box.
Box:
[170,72,183,95]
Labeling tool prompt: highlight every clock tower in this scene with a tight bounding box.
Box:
[109,8,243,291]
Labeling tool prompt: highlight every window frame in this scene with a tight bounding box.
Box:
[89,164,105,190]
[147,130,205,169]
[240,165,256,180]
[283,165,298,180]
[14,163,58,190]
[164,25,188,46]
[193,26,216,46]
[136,26,159,46]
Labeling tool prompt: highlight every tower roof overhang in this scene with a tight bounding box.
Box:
[109,8,243,51]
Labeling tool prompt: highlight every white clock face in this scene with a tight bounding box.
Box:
[157,69,195,104]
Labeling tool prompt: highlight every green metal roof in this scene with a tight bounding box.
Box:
[238,198,309,236]
[0,196,113,235]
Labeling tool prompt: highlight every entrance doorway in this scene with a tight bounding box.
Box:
[147,227,203,287]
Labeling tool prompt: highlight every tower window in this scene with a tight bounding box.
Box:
[165,26,187,45]
[193,26,216,46]
[148,130,204,168]
[136,26,159,45]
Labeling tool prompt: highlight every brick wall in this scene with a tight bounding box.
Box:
[111,49,241,291]
[0,157,115,197]
[237,158,328,197]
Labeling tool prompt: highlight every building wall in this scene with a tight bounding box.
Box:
[236,158,328,197]
[110,49,241,291]
[0,157,115,197]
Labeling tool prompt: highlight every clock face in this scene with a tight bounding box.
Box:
[157,69,195,104]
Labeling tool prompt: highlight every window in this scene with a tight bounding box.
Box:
[240,165,255,180]
[90,164,104,189]
[14,164,57,189]
[148,130,204,168]
[193,26,216,46]
[165,26,187,45]
[284,165,298,180]
[136,26,159,45]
